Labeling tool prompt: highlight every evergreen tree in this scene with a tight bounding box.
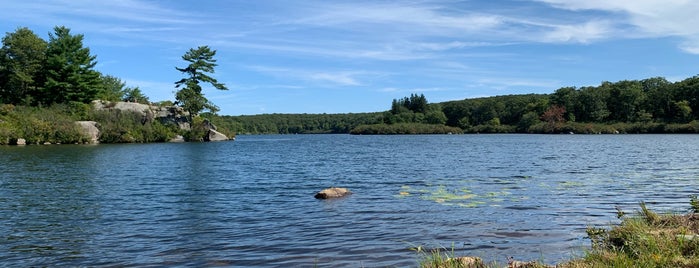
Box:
[174,46,227,119]
[123,86,149,104]
[0,27,47,104]
[97,74,127,102]
[42,26,102,105]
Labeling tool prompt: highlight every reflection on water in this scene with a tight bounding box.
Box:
[1,134,699,267]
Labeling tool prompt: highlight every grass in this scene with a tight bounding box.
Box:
[417,200,699,268]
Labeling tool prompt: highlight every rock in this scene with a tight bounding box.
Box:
[206,129,229,141]
[507,257,552,268]
[15,138,26,145]
[448,256,484,268]
[76,121,100,144]
[203,118,217,131]
[93,100,191,130]
[314,187,351,199]
[112,101,151,116]
[169,135,185,142]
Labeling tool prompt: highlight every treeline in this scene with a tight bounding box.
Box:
[213,76,699,135]
[210,112,383,134]
[0,26,149,106]
[443,76,699,133]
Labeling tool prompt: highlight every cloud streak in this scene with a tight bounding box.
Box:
[536,0,699,53]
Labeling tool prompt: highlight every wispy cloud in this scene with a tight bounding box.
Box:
[247,65,367,86]
[536,0,699,53]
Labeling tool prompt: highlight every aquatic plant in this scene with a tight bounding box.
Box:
[398,182,512,208]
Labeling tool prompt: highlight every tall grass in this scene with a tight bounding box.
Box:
[417,200,699,268]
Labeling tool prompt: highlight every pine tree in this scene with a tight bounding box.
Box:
[174,45,228,119]
[42,26,102,105]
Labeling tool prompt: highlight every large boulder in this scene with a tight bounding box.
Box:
[76,121,100,144]
[314,187,351,199]
[206,129,229,141]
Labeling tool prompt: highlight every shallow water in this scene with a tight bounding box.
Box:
[1,134,698,267]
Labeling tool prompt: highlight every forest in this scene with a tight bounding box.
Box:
[214,77,699,135]
[3,25,699,142]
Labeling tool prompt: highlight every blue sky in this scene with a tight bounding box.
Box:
[2,0,699,115]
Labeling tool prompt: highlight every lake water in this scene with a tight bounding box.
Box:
[1,134,698,267]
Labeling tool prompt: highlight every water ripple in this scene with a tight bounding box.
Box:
[2,135,699,266]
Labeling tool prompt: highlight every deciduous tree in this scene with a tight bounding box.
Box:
[0,27,47,104]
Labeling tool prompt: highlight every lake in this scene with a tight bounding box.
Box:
[1,134,698,267]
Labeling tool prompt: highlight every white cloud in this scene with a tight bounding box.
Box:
[247,66,365,86]
[536,0,699,53]
[293,2,504,34]
[309,73,361,86]
[542,20,612,43]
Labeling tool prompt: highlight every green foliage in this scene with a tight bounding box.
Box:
[578,201,699,268]
[0,27,47,105]
[215,112,382,134]
[174,46,227,118]
[691,195,699,213]
[123,86,150,104]
[392,93,428,114]
[350,123,463,135]
[88,109,176,143]
[183,116,208,142]
[41,26,102,105]
[97,74,126,102]
[0,104,89,144]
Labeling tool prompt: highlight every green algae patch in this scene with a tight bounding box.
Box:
[397,182,517,208]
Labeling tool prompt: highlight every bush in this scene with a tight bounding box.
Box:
[89,109,177,143]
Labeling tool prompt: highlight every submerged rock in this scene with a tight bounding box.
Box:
[314,187,351,199]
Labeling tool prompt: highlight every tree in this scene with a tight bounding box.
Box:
[606,80,645,122]
[174,46,228,120]
[42,26,102,105]
[123,86,149,104]
[551,86,578,122]
[97,74,126,102]
[541,105,566,132]
[0,27,47,104]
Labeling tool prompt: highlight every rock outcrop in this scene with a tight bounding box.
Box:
[92,100,190,130]
[314,187,351,199]
[91,100,233,142]
[206,129,229,141]
[76,121,100,144]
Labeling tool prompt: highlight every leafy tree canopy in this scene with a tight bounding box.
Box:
[0,27,47,105]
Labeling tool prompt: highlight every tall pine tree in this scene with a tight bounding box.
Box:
[174,45,228,119]
[42,26,102,105]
